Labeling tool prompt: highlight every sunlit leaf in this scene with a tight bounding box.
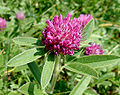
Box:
[41,61,55,89]
[65,63,98,78]
[70,76,91,95]
[74,55,120,68]
[7,48,48,67]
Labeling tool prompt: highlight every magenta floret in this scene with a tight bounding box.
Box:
[85,43,104,55]
[42,13,93,55]
[0,17,7,31]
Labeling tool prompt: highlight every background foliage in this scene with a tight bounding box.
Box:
[0,0,120,95]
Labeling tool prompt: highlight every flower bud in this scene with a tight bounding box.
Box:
[16,11,25,20]
[0,17,7,31]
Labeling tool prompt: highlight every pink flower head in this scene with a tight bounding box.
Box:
[42,13,83,55]
[78,14,93,29]
[85,43,104,55]
[16,11,25,20]
[0,17,7,31]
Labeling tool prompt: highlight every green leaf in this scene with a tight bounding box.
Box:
[8,91,21,95]
[0,79,3,89]
[41,61,55,89]
[64,63,98,78]
[28,62,41,84]
[7,48,48,67]
[24,29,37,37]
[13,37,42,46]
[0,66,5,74]
[0,53,4,66]
[95,72,115,84]
[18,82,44,95]
[74,55,120,68]
[81,19,94,41]
[98,81,112,87]
[70,76,91,95]
[84,89,98,95]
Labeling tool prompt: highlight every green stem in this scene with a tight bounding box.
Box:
[49,54,60,94]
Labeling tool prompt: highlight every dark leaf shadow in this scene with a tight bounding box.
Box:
[28,83,34,95]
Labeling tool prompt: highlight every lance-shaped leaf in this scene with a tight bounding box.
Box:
[13,37,43,46]
[74,55,120,68]
[28,62,41,84]
[94,72,115,84]
[7,48,48,67]
[64,63,98,78]
[18,82,44,95]
[81,19,94,41]
[84,89,98,95]
[41,61,55,89]
[70,76,91,95]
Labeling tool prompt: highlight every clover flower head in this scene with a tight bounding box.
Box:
[16,11,25,20]
[85,43,104,55]
[0,17,7,31]
[78,14,93,29]
[42,13,93,55]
